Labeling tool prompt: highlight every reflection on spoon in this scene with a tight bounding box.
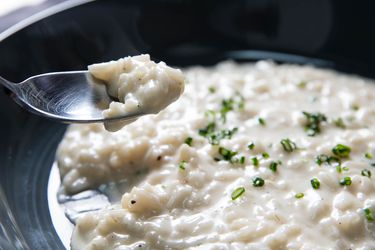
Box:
[0,54,185,131]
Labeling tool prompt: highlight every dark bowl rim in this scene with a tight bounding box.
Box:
[0,0,93,42]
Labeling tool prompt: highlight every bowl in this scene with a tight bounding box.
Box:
[1,0,375,248]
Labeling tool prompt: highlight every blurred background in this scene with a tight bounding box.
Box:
[1,0,375,81]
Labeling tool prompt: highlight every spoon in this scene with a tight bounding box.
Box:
[0,71,144,123]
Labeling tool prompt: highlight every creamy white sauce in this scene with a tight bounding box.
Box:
[57,61,375,249]
[88,54,185,131]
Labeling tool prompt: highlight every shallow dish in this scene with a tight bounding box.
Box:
[1,0,375,248]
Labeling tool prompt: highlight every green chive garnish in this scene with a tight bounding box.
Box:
[302,111,327,136]
[364,208,374,222]
[295,193,304,199]
[365,153,373,159]
[280,138,297,152]
[351,104,360,111]
[333,118,346,129]
[184,137,193,146]
[199,122,216,137]
[310,178,320,189]
[231,187,245,200]
[208,86,216,93]
[218,147,238,162]
[269,161,278,172]
[297,81,307,88]
[220,94,244,123]
[339,176,352,186]
[252,157,259,167]
[315,154,341,166]
[361,169,371,178]
[332,144,351,158]
[262,152,270,159]
[258,118,266,126]
[239,156,245,164]
[252,177,265,187]
[179,161,187,170]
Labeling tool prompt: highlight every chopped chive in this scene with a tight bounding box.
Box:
[220,99,233,123]
[332,144,351,158]
[364,208,374,222]
[236,95,245,110]
[218,147,238,162]
[204,110,216,120]
[252,177,265,187]
[258,118,266,126]
[280,138,297,152]
[316,154,329,165]
[336,165,342,173]
[179,161,187,170]
[337,165,349,173]
[262,152,270,159]
[315,154,341,166]
[239,156,245,164]
[365,153,373,159]
[231,155,246,165]
[220,128,239,139]
[220,94,244,123]
[361,169,371,178]
[339,176,352,186]
[371,163,375,167]
[351,104,360,110]
[251,157,259,167]
[248,142,255,150]
[297,81,307,88]
[231,187,245,200]
[207,128,238,145]
[199,122,216,137]
[310,178,320,189]
[208,86,216,93]
[333,118,346,129]
[302,111,327,136]
[269,161,278,172]
[199,122,238,145]
[184,137,193,146]
[295,193,304,199]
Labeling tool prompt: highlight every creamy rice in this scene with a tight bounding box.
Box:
[88,54,185,131]
[57,61,375,249]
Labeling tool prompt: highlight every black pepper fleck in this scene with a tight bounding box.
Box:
[131,200,136,204]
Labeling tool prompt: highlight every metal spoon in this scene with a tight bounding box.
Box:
[0,71,143,123]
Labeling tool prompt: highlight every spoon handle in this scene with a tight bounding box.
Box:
[0,76,17,93]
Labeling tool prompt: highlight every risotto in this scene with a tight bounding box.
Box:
[88,54,185,131]
[57,60,375,249]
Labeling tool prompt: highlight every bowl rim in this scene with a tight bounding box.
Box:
[0,0,93,42]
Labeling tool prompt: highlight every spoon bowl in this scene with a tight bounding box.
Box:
[0,71,143,123]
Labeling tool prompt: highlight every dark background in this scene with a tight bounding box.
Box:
[1,0,375,82]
